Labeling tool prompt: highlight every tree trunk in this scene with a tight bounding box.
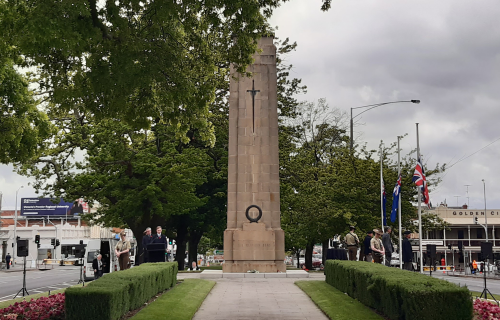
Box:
[175,225,188,271]
[130,226,144,266]
[322,239,329,266]
[296,251,300,269]
[305,242,314,270]
[188,232,202,269]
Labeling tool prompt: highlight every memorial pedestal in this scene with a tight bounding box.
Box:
[223,222,285,273]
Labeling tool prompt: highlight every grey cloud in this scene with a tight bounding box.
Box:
[271,0,500,207]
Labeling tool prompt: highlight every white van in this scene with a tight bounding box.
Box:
[83,239,119,281]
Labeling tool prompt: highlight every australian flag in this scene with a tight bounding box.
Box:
[412,157,431,208]
[390,174,401,223]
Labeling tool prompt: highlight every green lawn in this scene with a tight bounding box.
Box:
[132,279,215,320]
[199,265,222,270]
[296,281,383,320]
[470,290,500,301]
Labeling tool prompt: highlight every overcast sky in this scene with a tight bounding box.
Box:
[269,0,500,210]
[1,0,500,211]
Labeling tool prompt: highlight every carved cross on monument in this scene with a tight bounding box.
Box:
[246,79,260,132]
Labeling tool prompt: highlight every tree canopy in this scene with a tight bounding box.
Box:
[279,99,446,268]
[0,0,288,146]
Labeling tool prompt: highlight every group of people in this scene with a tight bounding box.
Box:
[91,226,168,280]
[141,226,168,263]
[345,226,414,271]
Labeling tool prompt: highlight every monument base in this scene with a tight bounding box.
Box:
[223,260,286,273]
[223,222,286,273]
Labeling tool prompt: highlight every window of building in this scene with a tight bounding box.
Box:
[477,228,483,239]
[458,230,464,239]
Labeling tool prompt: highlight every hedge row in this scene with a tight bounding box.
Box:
[325,260,472,320]
[65,262,178,320]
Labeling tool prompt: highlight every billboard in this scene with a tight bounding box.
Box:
[21,198,88,216]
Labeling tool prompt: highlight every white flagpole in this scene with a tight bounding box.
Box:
[416,124,423,273]
[380,142,384,232]
[398,136,402,269]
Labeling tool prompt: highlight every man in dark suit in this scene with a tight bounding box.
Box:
[5,253,11,269]
[402,230,413,271]
[92,254,105,279]
[363,230,374,262]
[150,226,168,262]
[152,226,168,244]
[382,226,394,266]
[142,227,153,263]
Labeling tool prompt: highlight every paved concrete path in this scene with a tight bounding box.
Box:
[192,274,328,320]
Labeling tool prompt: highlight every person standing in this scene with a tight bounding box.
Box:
[152,226,168,244]
[472,260,477,273]
[142,227,153,263]
[363,231,374,262]
[371,229,385,264]
[382,226,394,267]
[5,253,11,270]
[345,226,360,261]
[92,254,105,279]
[151,226,168,262]
[402,230,413,271]
[115,231,131,271]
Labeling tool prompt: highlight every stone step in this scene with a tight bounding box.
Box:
[200,270,309,279]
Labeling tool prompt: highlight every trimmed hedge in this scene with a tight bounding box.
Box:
[66,262,177,320]
[325,260,472,320]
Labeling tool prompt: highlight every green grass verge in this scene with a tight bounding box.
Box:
[0,284,87,310]
[296,281,383,320]
[131,279,215,320]
[471,291,500,301]
[199,265,222,270]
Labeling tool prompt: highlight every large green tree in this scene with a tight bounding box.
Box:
[279,100,446,269]
[0,0,287,145]
[0,32,51,163]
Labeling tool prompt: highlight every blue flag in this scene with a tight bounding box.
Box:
[390,174,402,223]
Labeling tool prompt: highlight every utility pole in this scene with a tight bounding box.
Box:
[14,186,24,264]
[464,185,471,207]
[483,180,488,242]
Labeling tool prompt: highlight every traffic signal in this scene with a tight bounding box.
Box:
[51,238,55,246]
[35,235,40,244]
[37,243,41,248]
[169,240,172,245]
[474,217,479,224]
[56,239,60,247]
[447,244,452,250]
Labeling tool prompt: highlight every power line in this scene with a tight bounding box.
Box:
[447,136,500,169]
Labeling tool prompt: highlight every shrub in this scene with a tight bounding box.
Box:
[0,293,65,320]
[65,262,177,320]
[325,260,472,320]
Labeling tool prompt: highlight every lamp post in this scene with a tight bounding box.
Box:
[350,100,420,150]
[483,179,488,242]
[14,186,24,264]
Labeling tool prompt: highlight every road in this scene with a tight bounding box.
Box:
[0,266,81,302]
[432,273,500,294]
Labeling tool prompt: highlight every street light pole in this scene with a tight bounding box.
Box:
[14,186,24,264]
[483,179,488,242]
[350,100,420,150]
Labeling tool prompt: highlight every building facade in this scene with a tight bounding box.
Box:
[0,210,134,266]
[421,203,500,269]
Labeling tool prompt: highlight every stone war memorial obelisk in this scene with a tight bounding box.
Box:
[223,37,286,273]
